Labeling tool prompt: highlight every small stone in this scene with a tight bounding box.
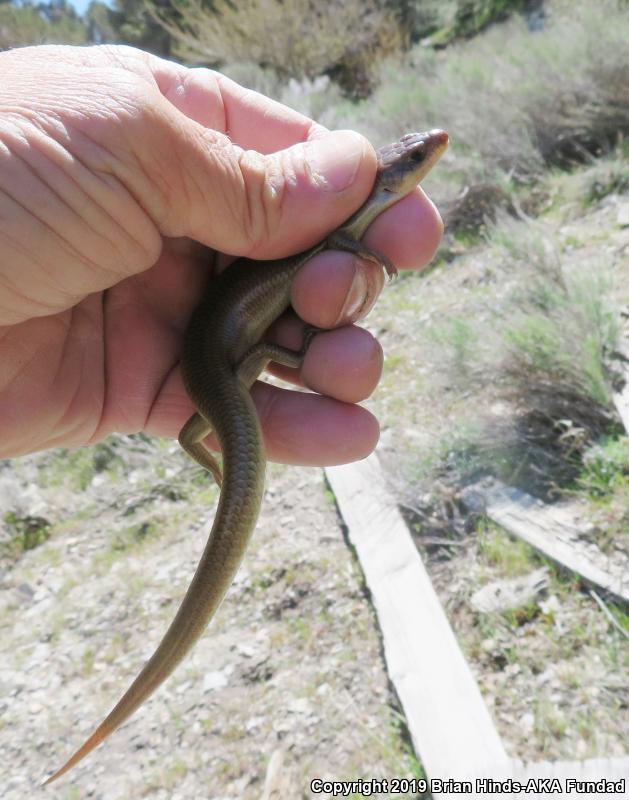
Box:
[520,712,534,732]
[617,202,629,227]
[16,583,35,599]
[245,715,263,731]
[203,670,228,692]
[288,697,312,715]
[540,594,560,615]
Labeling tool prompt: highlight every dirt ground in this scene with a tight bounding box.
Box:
[0,445,418,800]
[1,180,627,800]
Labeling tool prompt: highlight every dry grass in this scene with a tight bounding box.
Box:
[0,2,87,49]
[437,211,623,495]
[325,0,629,230]
[149,0,407,97]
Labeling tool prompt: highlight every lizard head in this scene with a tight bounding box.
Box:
[376,129,449,195]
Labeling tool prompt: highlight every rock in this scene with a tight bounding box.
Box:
[203,670,229,692]
[470,568,549,613]
[288,697,312,715]
[520,712,534,732]
[617,202,629,227]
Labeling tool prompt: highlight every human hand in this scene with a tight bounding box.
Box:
[0,45,443,463]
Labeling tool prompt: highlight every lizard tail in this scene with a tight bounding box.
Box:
[44,390,265,784]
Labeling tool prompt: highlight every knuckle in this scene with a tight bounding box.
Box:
[237,149,286,255]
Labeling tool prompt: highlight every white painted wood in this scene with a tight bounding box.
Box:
[470,567,550,613]
[512,757,629,798]
[261,748,299,800]
[462,480,629,603]
[325,454,510,792]
[456,757,629,798]
[611,338,629,434]
[325,457,628,798]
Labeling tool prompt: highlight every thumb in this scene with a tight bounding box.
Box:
[141,113,377,260]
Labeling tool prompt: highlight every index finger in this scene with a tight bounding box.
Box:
[151,57,329,153]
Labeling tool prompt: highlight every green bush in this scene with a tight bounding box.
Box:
[0,0,87,49]
[578,437,629,496]
[148,0,408,97]
[330,0,629,229]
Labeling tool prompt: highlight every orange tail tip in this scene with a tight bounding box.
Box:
[42,725,108,785]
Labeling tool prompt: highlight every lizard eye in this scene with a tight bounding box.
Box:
[410,147,425,162]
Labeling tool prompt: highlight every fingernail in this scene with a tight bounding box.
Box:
[335,263,372,325]
[306,130,366,192]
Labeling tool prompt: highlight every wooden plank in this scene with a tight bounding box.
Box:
[610,338,629,434]
[470,567,550,613]
[462,480,629,603]
[613,377,629,433]
[261,748,299,799]
[325,454,510,790]
[513,757,629,798]
[460,758,629,798]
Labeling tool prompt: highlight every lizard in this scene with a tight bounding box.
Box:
[43,128,449,784]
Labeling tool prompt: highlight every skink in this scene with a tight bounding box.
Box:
[44,129,448,783]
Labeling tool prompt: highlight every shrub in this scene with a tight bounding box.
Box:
[329,0,629,229]
[148,0,408,97]
[0,0,87,49]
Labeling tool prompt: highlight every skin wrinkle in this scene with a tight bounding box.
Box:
[66,128,162,267]
[0,200,112,316]
[112,99,171,186]
[155,70,186,105]
[93,288,117,442]
[225,147,255,254]
[0,316,70,428]
[0,138,131,296]
[170,131,218,239]
[26,118,157,272]
[48,333,86,441]
[107,44,144,75]
[53,303,105,446]
[0,226,62,320]
[0,327,40,389]
[133,124,220,244]
[209,74,314,256]
[89,291,107,445]
[141,360,179,439]
[0,192,88,309]
[98,285,181,433]
[95,286,115,433]
[260,149,292,245]
[238,148,278,252]
[214,74,232,139]
[281,145,301,191]
[4,141,135,289]
[89,112,170,228]
[31,67,170,242]
[9,92,179,277]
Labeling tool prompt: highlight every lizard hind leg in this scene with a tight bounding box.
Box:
[327,229,398,280]
[180,332,322,485]
[178,413,223,489]
[236,329,322,387]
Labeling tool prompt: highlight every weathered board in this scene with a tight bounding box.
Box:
[610,337,629,433]
[456,757,629,798]
[462,480,629,604]
[325,455,510,792]
[326,455,628,798]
